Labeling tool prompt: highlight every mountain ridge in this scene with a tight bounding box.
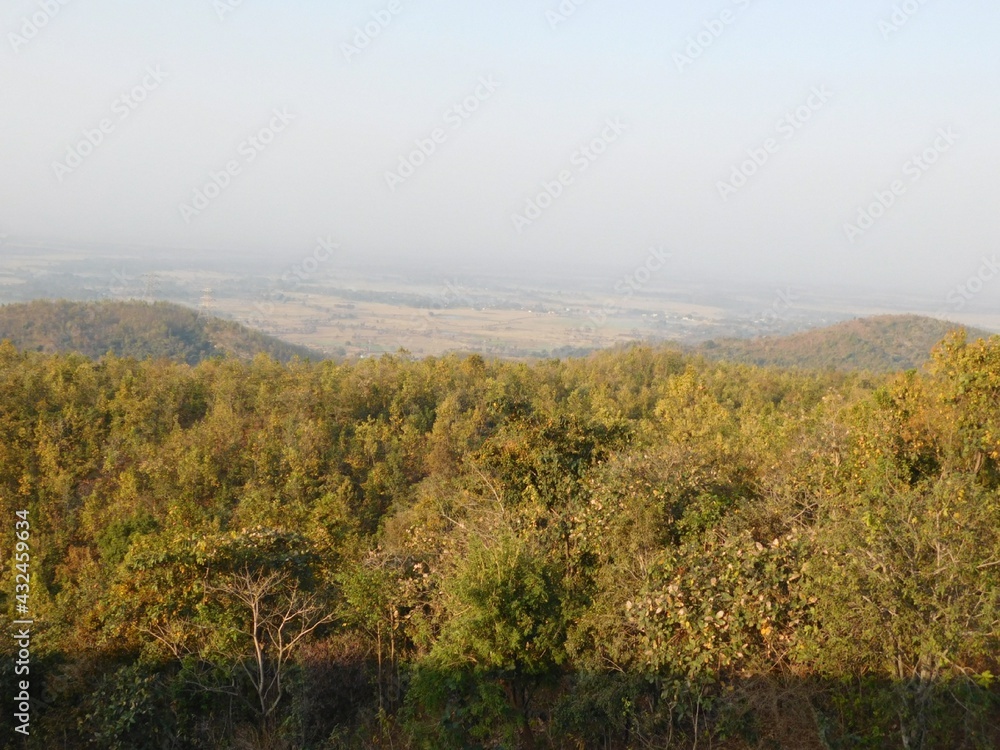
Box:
[0,302,991,372]
[0,299,321,364]
[695,314,994,372]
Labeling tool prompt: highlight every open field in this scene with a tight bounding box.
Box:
[0,244,996,359]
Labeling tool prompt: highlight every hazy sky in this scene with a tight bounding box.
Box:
[2,0,998,292]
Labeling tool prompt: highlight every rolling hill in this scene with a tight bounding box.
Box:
[0,300,321,364]
[696,314,995,372]
[1,303,990,373]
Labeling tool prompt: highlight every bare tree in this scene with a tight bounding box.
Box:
[207,565,336,721]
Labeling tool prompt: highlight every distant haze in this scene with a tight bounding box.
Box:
[2,0,999,296]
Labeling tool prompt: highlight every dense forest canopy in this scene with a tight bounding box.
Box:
[1,332,999,748]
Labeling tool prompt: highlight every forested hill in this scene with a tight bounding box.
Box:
[0,300,320,364]
[697,314,994,372]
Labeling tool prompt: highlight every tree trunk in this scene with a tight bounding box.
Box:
[502,679,536,750]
